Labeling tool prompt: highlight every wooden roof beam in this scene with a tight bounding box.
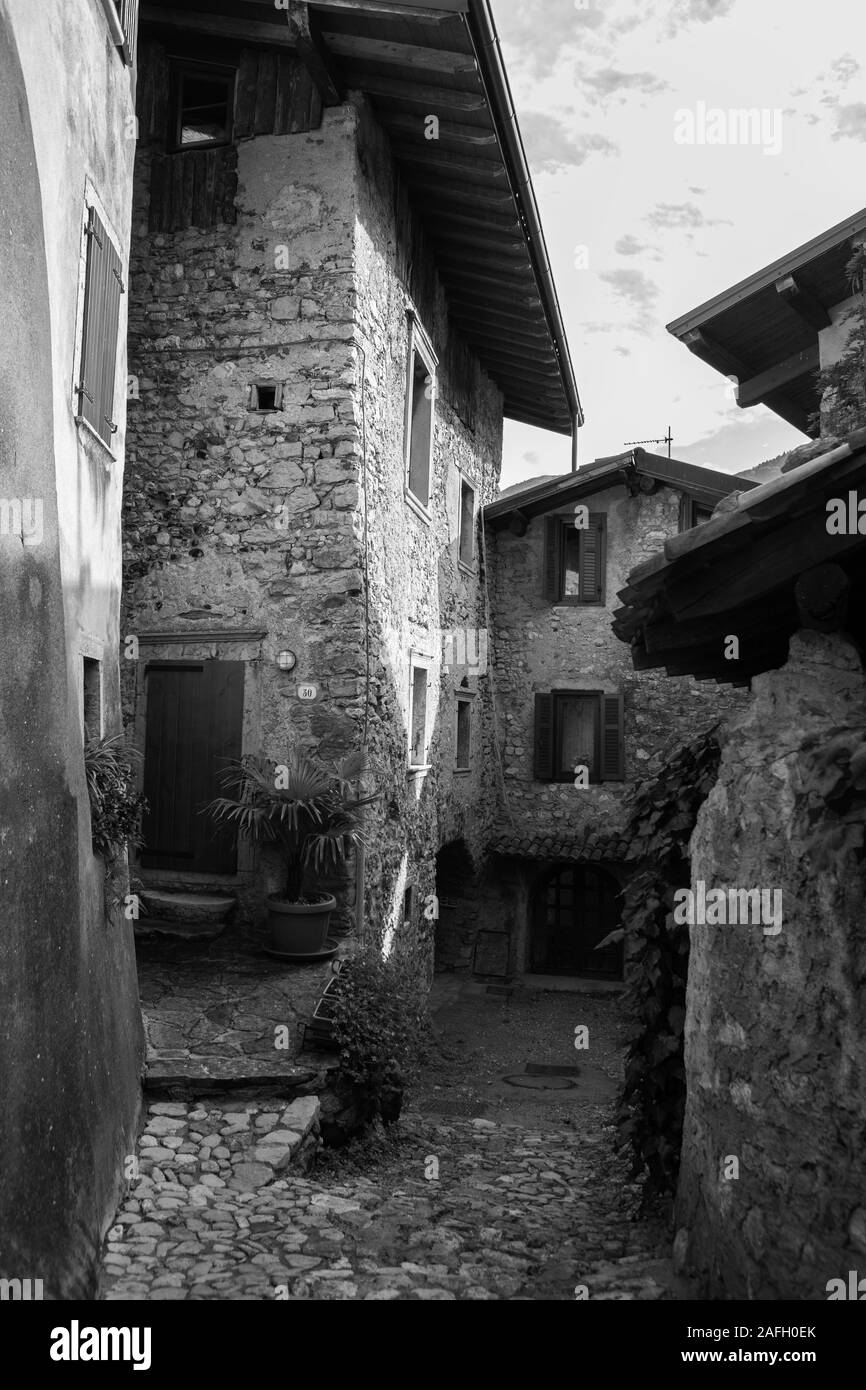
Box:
[323,32,478,76]
[736,344,820,408]
[775,273,832,331]
[311,1,468,21]
[356,76,487,112]
[682,327,753,381]
[141,5,292,45]
[288,2,343,105]
[381,113,497,147]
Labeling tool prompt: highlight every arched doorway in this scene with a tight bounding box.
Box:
[530,864,623,979]
[434,839,477,973]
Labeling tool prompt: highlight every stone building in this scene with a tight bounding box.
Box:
[431,451,748,982]
[0,0,143,1297]
[616,213,866,1297]
[120,1,581,961]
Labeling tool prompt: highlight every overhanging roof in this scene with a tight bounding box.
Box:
[667,208,866,437]
[612,428,866,683]
[483,448,750,529]
[139,0,581,435]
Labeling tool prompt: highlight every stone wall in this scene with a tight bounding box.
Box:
[349,97,503,964]
[0,0,143,1298]
[123,76,503,966]
[676,630,866,1298]
[488,482,743,839]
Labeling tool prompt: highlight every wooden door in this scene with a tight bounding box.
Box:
[140,661,244,873]
[531,865,623,979]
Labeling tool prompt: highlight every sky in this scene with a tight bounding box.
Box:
[493,0,866,490]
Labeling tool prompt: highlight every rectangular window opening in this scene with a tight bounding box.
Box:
[409,665,429,768]
[172,65,235,151]
[458,478,476,568]
[456,699,472,772]
[534,689,624,784]
[76,203,124,448]
[83,658,103,742]
[250,382,282,412]
[543,514,606,605]
[405,329,435,512]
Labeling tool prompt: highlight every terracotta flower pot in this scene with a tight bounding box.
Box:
[266,894,336,954]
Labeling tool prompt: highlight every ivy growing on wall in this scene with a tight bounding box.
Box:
[808,245,866,437]
[613,723,723,1203]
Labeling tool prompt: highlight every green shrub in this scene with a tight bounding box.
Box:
[329,942,430,1122]
[84,734,147,860]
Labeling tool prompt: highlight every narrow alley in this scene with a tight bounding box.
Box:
[100,983,688,1302]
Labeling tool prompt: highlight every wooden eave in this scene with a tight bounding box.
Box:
[139,0,581,435]
[612,430,866,684]
[667,208,866,439]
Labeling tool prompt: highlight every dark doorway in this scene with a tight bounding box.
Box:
[434,839,477,973]
[530,864,623,979]
[141,660,244,873]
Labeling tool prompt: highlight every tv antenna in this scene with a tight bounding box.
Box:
[625,425,673,459]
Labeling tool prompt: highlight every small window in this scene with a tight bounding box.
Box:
[405,324,436,512]
[75,205,125,448]
[543,514,606,604]
[455,698,472,772]
[409,664,429,768]
[679,496,714,532]
[403,884,418,928]
[249,382,283,412]
[458,478,476,568]
[172,64,235,151]
[534,690,624,784]
[83,658,103,741]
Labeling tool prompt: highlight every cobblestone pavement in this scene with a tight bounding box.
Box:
[99,983,690,1301]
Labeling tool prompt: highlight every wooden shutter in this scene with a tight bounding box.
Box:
[600,691,625,781]
[542,518,562,600]
[534,693,555,780]
[578,515,606,603]
[77,206,124,446]
[116,0,140,65]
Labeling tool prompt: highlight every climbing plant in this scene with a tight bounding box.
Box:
[614,723,723,1203]
[808,245,866,437]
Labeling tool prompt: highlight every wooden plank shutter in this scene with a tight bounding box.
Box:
[600,691,625,781]
[578,515,606,603]
[534,693,555,780]
[77,206,124,446]
[118,0,140,66]
[542,518,562,600]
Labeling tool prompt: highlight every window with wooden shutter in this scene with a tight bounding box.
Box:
[534,693,555,779]
[543,514,606,604]
[601,691,625,781]
[76,206,125,447]
[534,689,625,783]
[542,518,562,600]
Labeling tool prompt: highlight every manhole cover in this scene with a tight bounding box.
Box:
[502,1073,577,1090]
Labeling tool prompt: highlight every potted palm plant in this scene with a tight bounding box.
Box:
[206,748,377,955]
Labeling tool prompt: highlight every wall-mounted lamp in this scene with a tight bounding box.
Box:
[276,650,297,671]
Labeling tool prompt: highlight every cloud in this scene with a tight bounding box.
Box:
[582,67,670,104]
[663,0,738,37]
[614,346,632,357]
[496,0,607,80]
[688,185,707,195]
[597,268,660,335]
[614,234,652,256]
[832,103,866,142]
[519,113,619,172]
[646,201,732,230]
[829,53,861,86]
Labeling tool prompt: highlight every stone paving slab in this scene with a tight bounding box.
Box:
[99,1100,688,1302]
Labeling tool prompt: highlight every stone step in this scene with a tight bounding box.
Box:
[144,1054,322,1101]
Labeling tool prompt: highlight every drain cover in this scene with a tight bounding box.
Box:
[502,1073,577,1090]
[525,1064,581,1077]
